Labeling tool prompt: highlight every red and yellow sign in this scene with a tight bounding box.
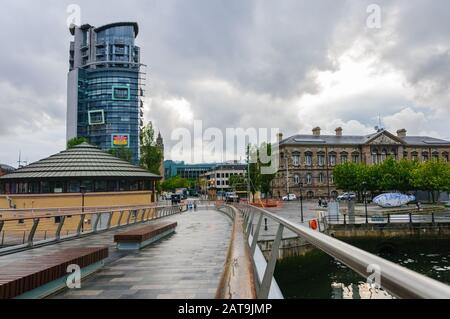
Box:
[112,134,129,147]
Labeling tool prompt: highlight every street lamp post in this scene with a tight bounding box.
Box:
[299,182,304,224]
[362,182,368,224]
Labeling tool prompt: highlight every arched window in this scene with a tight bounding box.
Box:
[319,172,325,184]
[340,152,348,164]
[306,173,312,185]
[329,152,337,166]
[317,152,325,166]
[294,174,300,185]
[352,152,360,163]
[372,151,378,164]
[292,152,300,166]
[443,152,449,162]
[381,149,387,162]
[411,152,418,161]
[305,152,313,166]
[422,151,429,162]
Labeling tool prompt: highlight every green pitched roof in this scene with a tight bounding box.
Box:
[0,143,160,180]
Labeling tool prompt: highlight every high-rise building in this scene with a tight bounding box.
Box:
[67,22,145,164]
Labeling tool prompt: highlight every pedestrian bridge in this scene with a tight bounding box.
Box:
[1,202,450,299]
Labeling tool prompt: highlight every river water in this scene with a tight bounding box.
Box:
[274,238,450,299]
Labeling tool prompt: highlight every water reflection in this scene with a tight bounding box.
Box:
[274,238,450,299]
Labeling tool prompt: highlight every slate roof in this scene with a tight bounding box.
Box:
[0,143,160,180]
[280,130,450,147]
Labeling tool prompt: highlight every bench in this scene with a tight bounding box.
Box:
[0,247,108,299]
[114,221,177,251]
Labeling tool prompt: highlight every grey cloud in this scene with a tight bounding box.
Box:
[0,0,449,166]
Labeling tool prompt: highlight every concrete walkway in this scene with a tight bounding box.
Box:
[0,209,232,299]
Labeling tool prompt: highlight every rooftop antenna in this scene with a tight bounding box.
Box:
[17,151,28,168]
[375,115,384,132]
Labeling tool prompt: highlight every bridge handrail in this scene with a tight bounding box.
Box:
[0,203,188,256]
[0,203,194,222]
[235,203,450,299]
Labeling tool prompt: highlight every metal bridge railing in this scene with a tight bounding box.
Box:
[0,203,188,256]
[216,204,283,299]
[325,211,450,227]
[234,203,450,299]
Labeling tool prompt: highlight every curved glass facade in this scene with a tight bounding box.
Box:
[68,23,144,164]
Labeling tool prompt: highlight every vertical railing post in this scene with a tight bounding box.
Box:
[126,211,132,225]
[141,209,146,222]
[409,213,413,225]
[117,211,124,226]
[432,212,435,224]
[246,211,255,236]
[28,218,40,247]
[55,216,66,241]
[77,214,86,235]
[93,213,101,233]
[344,214,347,226]
[387,214,391,224]
[106,212,113,229]
[250,212,264,255]
[0,221,4,235]
[259,224,284,299]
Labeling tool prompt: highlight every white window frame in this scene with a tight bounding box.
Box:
[305,154,312,166]
[88,110,105,125]
[293,154,300,166]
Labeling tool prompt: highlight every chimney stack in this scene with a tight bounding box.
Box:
[397,129,407,138]
[277,132,283,143]
[312,127,321,137]
[335,127,343,137]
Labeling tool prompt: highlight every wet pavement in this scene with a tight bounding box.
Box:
[0,208,232,299]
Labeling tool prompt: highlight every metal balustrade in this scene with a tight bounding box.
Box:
[230,203,450,299]
[325,211,450,227]
[0,203,188,256]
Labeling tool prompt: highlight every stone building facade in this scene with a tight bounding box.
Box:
[273,127,450,199]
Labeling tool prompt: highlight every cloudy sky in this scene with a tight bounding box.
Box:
[0,0,449,166]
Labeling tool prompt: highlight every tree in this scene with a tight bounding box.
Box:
[67,137,87,149]
[160,176,190,191]
[140,122,163,175]
[229,174,247,192]
[108,146,133,163]
[412,160,450,203]
[333,162,360,192]
[247,144,259,199]
[259,142,276,199]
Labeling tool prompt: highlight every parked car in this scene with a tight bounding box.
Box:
[282,194,297,201]
[336,192,356,201]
